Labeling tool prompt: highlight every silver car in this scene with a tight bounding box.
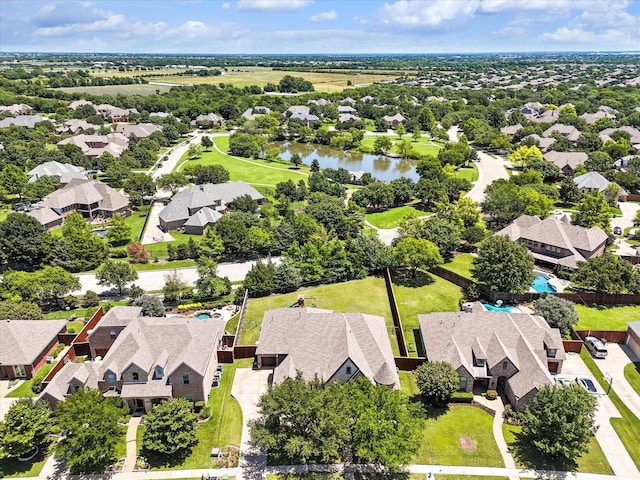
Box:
[575,376,599,395]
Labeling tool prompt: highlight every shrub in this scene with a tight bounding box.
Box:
[450,391,474,403]
[486,389,498,400]
[81,290,101,308]
[126,241,150,264]
[63,295,78,310]
[415,361,459,406]
[109,249,128,258]
[199,406,211,419]
[52,344,65,357]
[177,302,203,312]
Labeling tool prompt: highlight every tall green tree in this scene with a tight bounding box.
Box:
[521,385,597,461]
[472,235,535,294]
[415,361,459,406]
[0,164,28,197]
[573,255,640,294]
[200,135,213,150]
[132,295,165,317]
[142,398,197,455]
[55,389,127,474]
[533,296,579,336]
[156,171,189,195]
[96,259,138,295]
[571,192,612,232]
[195,257,231,298]
[0,213,51,266]
[123,173,156,205]
[0,398,53,459]
[394,236,443,277]
[105,213,131,246]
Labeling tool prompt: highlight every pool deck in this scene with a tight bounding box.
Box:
[529,272,570,293]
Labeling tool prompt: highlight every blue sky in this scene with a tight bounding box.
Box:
[1,0,639,54]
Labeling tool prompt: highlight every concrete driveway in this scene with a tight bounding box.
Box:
[592,343,640,420]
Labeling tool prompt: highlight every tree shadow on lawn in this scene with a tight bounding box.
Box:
[141,446,192,469]
[510,430,579,474]
[391,270,436,288]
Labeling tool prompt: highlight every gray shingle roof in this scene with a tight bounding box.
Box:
[543,151,587,171]
[28,161,87,183]
[256,308,400,389]
[183,207,223,228]
[0,115,51,128]
[41,179,129,214]
[418,311,564,399]
[0,319,66,365]
[574,171,611,192]
[92,306,143,329]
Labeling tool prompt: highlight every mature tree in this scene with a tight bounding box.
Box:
[22,175,59,202]
[228,132,266,158]
[123,173,156,205]
[573,255,640,294]
[0,164,28,197]
[105,213,131,246]
[420,215,463,259]
[125,241,150,264]
[472,236,535,294]
[132,295,165,317]
[162,270,190,302]
[156,171,189,195]
[200,135,213,150]
[395,123,406,138]
[351,232,397,274]
[584,151,612,172]
[250,375,421,468]
[229,194,259,213]
[310,159,320,172]
[104,161,129,184]
[415,361,459,406]
[50,214,107,272]
[197,226,225,260]
[273,258,303,293]
[81,291,101,308]
[0,300,43,320]
[187,144,202,159]
[195,257,231,298]
[481,180,553,227]
[0,213,50,266]
[521,385,597,460]
[533,296,579,336]
[55,389,127,474]
[373,136,393,154]
[572,192,612,232]
[290,152,303,169]
[510,145,543,167]
[187,164,230,185]
[559,176,583,203]
[394,236,443,277]
[96,259,138,295]
[36,266,81,304]
[243,259,276,297]
[142,398,197,454]
[0,398,53,458]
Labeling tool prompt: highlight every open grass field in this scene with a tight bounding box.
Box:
[580,349,640,469]
[360,135,443,158]
[624,362,640,397]
[240,277,399,354]
[148,358,248,470]
[56,84,173,95]
[392,273,463,356]
[176,136,309,187]
[575,305,640,331]
[364,205,425,229]
[503,423,611,474]
[414,406,503,467]
[441,253,475,280]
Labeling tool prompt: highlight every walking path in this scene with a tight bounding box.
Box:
[124,416,143,473]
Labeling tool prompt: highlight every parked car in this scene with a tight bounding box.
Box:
[11,202,31,212]
[554,376,572,387]
[584,336,608,359]
[613,226,622,235]
[575,376,599,395]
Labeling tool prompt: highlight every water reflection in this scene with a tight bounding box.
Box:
[272,141,419,181]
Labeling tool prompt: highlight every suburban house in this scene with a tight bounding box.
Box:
[40,311,227,412]
[307,98,330,107]
[115,123,162,139]
[242,106,271,121]
[542,124,581,142]
[417,310,566,410]
[87,306,143,358]
[0,103,33,115]
[600,126,640,152]
[191,113,226,128]
[626,321,640,359]
[68,99,93,110]
[27,178,130,228]
[338,105,357,115]
[94,104,137,122]
[500,124,523,136]
[0,115,51,129]
[522,134,555,151]
[57,132,129,159]
[287,106,320,126]
[573,171,626,199]
[56,119,100,135]
[28,161,88,186]
[580,106,618,125]
[495,214,608,271]
[382,113,406,128]
[543,151,588,176]
[255,307,400,389]
[0,319,67,380]
[158,181,264,234]
[338,113,360,124]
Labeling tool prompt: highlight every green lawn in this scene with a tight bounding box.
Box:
[455,164,478,183]
[502,424,611,474]
[441,253,475,280]
[398,370,420,398]
[624,362,640,397]
[125,206,151,242]
[392,273,463,356]
[6,363,55,398]
[580,349,640,469]
[436,477,508,480]
[149,358,248,470]
[364,205,425,229]
[359,136,443,158]
[413,406,503,467]
[575,305,640,331]
[0,444,52,478]
[240,277,398,354]
[176,136,309,186]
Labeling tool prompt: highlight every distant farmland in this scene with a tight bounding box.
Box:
[56,84,174,96]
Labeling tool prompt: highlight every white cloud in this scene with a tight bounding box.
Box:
[311,10,337,22]
[377,0,481,27]
[221,2,231,9]
[480,0,630,13]
[236,0,313,11]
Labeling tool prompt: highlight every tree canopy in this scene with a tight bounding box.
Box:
[573,255,640,294]
[142,398,197,454]
[533,296,579,336]
[415,361,459,406]
[472,235,535,294]
[0,398,53,459]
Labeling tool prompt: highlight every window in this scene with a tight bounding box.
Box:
[132,372,139,381]
[184,394,193,402]
[13,365,26,378]
[502,361,508,370]
[154,366,163,380]
[458,376,467,392]
[346,366,352,375]
[107,373,116,384]
[182,374,190,385]
[109,329,117,339]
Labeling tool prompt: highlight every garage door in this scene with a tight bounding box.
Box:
[627,335,640,360]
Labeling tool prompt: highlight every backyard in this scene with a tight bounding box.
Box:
[440,253,475,279]
[364,204,425,229]
[575,305,640,331]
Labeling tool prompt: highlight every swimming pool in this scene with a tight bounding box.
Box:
[531,272,557,293]
[482,303,523,313]
[195,312,211,320]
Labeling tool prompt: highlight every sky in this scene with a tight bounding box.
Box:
[1,0,639,54]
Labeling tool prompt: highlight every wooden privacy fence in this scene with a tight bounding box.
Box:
[384,268,408,357]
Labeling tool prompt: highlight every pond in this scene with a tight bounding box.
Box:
[273,142,420,182]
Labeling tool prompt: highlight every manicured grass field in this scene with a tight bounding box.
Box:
[441,253,475,279]
[456,163,479,183]
[580,349,640,469]
[624,362,640,397]
[240,277,398,353]
[125,206,151,242]
[150,359,248,470]
[575,305,640,331]
[503,423,611,474]
[57,84,173,95]
[364,205,425,229]
[359,135,443,158]
[392,273,463,356]
[176,136,309,187]
[414,406,503,467]
[398,370,419,397]
[0,444,52,478]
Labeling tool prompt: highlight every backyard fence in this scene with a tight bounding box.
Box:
[384,268,408,357]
